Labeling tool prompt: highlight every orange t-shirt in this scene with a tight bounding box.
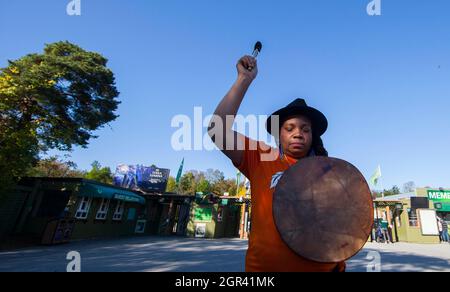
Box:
[233,136,345,272]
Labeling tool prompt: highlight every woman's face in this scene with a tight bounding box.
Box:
[279,115,313,159]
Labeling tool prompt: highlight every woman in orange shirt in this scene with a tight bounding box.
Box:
[208,55,345,272]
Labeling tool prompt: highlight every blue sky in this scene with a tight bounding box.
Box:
[1,0,450,190]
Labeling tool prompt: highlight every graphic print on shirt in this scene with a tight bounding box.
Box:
[270,171,284,189]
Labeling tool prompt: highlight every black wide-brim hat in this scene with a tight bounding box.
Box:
[266,98,328,137]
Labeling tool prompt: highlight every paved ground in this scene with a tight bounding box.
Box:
[0,236,449,272]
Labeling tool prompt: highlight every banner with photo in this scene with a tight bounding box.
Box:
[113,164,170,193]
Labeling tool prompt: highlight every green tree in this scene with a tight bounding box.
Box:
[0,123,39,197]
[372,185,402,198]
[196,178,211,193]
[211,178,238,196]
[384,185,401,197]
[166,176,177,193]
[27,156,85,178]
[0,41,120,196]
[179,172,196,194]
[172,168,239,196]
[84,161,113,184]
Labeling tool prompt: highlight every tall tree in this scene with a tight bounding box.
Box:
[0,122,39,196]
[0,41,120,196]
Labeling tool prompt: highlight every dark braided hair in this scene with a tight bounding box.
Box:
[310,131,328,157]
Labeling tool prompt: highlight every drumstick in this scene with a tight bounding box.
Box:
[248,41,262,71]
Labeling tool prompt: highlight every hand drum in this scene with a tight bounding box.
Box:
[273,157,374,263]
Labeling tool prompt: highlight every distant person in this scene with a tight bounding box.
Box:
[387,224,394,243]
[370,224,376,242]
[437,218,444,243]
[382,227,390,244]
[376,224,384,243]
[442,219,449,243]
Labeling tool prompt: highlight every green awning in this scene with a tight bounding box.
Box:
[76,182,145,205]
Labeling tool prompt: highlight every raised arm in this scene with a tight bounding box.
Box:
[208,55,258,167]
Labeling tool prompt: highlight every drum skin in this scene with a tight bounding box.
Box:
[273,156,374,263]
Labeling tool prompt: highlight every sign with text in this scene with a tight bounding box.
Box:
[114,164,170,193]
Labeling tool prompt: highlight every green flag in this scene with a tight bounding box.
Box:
[369,165,382,186]
[176,158,184,184]
[236,170,241,193]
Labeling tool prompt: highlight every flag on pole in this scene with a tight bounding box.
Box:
[236,170,242,194]
[369,165,382,187]
[175,158,184,184]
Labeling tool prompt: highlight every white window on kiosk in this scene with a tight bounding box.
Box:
[96,199,110,220]
[75,197,92,219]
[113,200,125,221]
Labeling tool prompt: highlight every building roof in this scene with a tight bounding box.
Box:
[374,192,416,201]
[19,177,146,205]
